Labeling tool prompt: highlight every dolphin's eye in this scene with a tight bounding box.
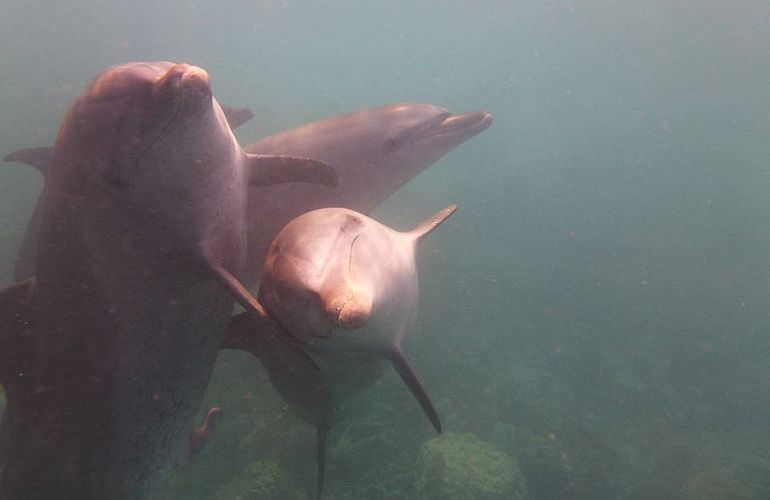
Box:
[103,170,130,191]
[382,135,406,152]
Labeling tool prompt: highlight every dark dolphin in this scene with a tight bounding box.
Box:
[0,62,334,499]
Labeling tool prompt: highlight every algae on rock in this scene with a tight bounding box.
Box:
[416,432,528,500]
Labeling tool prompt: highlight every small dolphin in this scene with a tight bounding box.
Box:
[0,62,335,499]
[225,204,457,499]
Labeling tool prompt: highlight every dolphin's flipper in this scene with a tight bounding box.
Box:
[208,264,268,317]
[222,311,320,371]
[389,348,442,433]
[188,406,223,457]
[245,154,339,188]
[220,105,255,130]
[407,204,458,243]
[316,423,330,500]
[3,147,53,173]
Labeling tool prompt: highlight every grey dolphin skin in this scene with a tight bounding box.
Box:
[6,103,491,284]
[3,104,256,283]
[0,62,335,499]
[225,205,457,499]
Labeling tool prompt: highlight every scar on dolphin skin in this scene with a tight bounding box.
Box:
[224,204,458,499]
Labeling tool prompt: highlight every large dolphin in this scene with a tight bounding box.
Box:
[225,205,457,499]
[0,62,335,499]
[4,103,490,284]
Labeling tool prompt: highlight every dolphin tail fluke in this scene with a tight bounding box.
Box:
[389,349,442,433]
[3,147,54,174]
[407,204,458,244]
[208,264,268,317]
[316,424,330,500]
[221,104,255,130]
[245,154,339,188]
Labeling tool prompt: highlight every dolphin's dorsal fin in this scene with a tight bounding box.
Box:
[244,153,338,188]
[407,204,458,243]
[389,348,442,433]
[4,147,54,174]
[316,423,330,500]
[220,105,255,130]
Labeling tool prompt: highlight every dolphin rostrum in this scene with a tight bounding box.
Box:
[0,62,335,499]
[225,204,457,499]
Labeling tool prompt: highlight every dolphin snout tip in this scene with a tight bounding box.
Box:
[154,63,212,101]
[326,296,371,330]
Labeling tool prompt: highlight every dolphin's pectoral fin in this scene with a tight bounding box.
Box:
[222,312,320,371]
[208,264,268,317]
[221,105,255,130]
[316,423,330,500]
[222,311,265,352]
[408,204,458,243]
[244,153,339,188]
[0,279,36,384]
[3,147,54,174]
[389,348,442,433]
[188,406,223,457]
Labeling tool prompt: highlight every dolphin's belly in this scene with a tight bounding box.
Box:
[4,257,235,499]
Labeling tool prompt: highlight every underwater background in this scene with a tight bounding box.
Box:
[2,0,770,498]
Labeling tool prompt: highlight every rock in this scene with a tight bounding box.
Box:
[415,432,528,500]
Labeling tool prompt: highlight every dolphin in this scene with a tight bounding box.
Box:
[224,204,457,499]
[0,62,335,499]
[4,103,490,284]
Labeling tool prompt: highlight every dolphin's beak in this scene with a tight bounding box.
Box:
[435,111,493,137]
[153,64,212,108]
[323,285,374,330]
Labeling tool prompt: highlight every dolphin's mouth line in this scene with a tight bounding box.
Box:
[334,234,361,324]
[423,112,493,140]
